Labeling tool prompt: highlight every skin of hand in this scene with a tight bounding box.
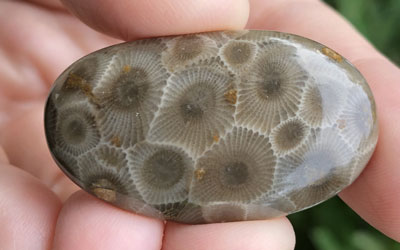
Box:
[0,0,399,249]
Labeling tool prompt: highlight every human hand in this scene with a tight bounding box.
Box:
[0,0,399,249]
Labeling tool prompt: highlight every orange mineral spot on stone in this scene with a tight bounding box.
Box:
[195,168,206,181]
[322,47,343,62]
[92,187,117,202]
[91,179,117,202]
[123,65,132,73]
[66,73,100,106]
[213,134,220,142]
[224,89,237,104]
[111,136,122,147]
[66,73,91,91]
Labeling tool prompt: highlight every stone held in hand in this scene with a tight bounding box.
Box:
[44,30,378,224]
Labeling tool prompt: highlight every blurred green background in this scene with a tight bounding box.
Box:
[325,0,400,66]
[288,0,400,249]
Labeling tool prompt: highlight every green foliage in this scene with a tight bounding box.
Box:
[324,0,400,65]
[289,197,400,249]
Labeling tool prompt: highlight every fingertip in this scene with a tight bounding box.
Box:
[61,0,250,40]
[53,191,165,250]
[0,163,61,250]
[1,102,79,201]
[163,217,295,250]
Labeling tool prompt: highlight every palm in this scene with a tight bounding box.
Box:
[0,0,399,249]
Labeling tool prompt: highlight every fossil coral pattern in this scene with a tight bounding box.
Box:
[45,30,378,224]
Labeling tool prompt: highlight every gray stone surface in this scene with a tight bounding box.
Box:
[45,30,378,224]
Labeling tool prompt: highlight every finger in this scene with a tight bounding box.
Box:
[247,0,378,62]
[1,102,80,201]
[60,0,249,40]
[52,191,164,250]
[23,0,66,10]
[0,0,118,101]
[0,146,9,163]
[247,0,400,241]
[339,57,400,242]
[0,162,61,250]
[163,218,295,250]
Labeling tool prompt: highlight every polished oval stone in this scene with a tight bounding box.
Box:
[44,30,378,224]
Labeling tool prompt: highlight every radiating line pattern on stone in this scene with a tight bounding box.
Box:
[45,30,378,224]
